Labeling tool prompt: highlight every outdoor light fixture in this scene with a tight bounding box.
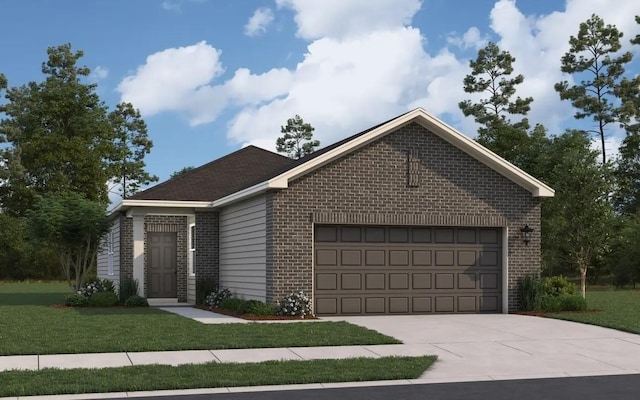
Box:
[520,224,534,246]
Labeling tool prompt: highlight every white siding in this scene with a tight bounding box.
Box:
[97,220,120,289]
[219,195,267,301]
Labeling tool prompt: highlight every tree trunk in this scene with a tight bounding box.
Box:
[580,267,587,299]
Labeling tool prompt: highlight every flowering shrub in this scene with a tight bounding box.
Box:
[78,278,116,298]
[205,287,232,308]
[277,291,312,317]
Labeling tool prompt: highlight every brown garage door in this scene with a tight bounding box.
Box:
[314,225,502,315]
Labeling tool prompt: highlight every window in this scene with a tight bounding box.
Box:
[188,224,196,275]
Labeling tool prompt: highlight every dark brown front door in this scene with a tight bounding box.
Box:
[314,225,502,315]
[148,232,177,298]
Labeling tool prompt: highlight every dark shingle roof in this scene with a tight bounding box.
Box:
[129,146,295,201]
[130,111,410,202]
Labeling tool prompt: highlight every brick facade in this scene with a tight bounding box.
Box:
[118,214,134,284]
[195,211,220,292]
[144,215,188,302]
[267,122,541,311]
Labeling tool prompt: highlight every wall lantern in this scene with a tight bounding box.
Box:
[520,224,534,246]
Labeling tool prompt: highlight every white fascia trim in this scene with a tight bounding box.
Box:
[268,108,554,198]
[108,200,212,216]
[211,181,271,208]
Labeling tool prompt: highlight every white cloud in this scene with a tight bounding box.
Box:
[446,27,489,50]
[90,66,109,82]
[161,1,182,13]
[275,0,422,40]
[244,8,275,37]
[117,41,224,117]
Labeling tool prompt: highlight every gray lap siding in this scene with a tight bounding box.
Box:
[266,122,541,311]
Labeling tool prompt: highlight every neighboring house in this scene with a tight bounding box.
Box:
[98,108,554,315]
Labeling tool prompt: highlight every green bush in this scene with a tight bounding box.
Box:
[88,291,119,307]
[249,301,277,316]
[540,294,587,312]
[118,278,139,304]
[277,291,312,317]
[196,277,218,305]
[218,297,249,313]
[124,295,149,307]
[542,276,578,296]
[206,287,232,308]
[519,274,542,311]
[64,293,88,307]
[79,278,116,298]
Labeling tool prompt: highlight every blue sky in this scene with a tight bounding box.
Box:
[1,0,640,200]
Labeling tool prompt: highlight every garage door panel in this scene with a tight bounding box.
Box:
[365,250,385,266]
[341,250,362,266]
[317,250,337,266]
[365,273,385,289]
[389,250,409,266]
[316,273,337,290]
[458,296,477,312]
[314,226,502,315]
[341,273,362,290]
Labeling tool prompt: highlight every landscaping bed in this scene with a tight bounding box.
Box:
[195,305,319,320]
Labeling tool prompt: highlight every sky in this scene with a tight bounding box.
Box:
[1,0,640,201]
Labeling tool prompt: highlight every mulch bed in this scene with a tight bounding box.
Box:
[194,304,318,320]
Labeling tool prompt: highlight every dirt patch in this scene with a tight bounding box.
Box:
[194,305,318,320]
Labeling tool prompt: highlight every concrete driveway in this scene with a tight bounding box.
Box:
[323,314,640,382]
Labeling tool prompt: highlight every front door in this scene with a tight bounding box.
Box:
[148,232,177,298]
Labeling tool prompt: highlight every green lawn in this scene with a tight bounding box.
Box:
[0,282,400,355]
[0,356,436,397]
[548,289,640,334]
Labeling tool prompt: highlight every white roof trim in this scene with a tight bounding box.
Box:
[213,108,553,208]
[108,199,212,215]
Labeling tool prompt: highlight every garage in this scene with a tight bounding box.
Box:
[314,225,502,315]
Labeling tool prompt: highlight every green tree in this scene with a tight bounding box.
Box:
[555,14,633,164]
[0,44,156,215]
[607,213,640,288]
[613,16,640,215]
[108,102,158,199]
[458,42,534,165]
[276,115,319,159]
[26,193,111,291]
[539,130,614,297]
[170,166,195,179]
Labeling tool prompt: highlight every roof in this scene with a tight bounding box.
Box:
[128,145,295,201]
[113,107,553,214]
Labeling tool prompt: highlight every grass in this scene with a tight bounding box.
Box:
[0,356,436,397]
[0,282,401,355]
[548,289,640,334]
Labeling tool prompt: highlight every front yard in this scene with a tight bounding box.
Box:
[548,289,640,334]
[0,282,400,356]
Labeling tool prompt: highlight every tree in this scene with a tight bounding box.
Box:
[276,115,319,159]
[26,193,111,291]
[540,130,614,297]
[555,14,633,164]
[0,44,156,215]
[458,42,534,165]
[108,102,158,199]
[170,166,195,179]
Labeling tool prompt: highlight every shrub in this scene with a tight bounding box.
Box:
[124,295,149,307]
[249,301,277,316]
[219,297,249,313]
[519,274,542,311]
[277,291,312,317]
[540,294,587,312]
[206,287,232,308]
[79,278,116,298]
[88,291,119,307]
[64,293,88,307]
[542,276,578,297]
[196,277,218,305]
[118,278,139,304]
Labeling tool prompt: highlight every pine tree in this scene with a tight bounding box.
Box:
[276,115,319,159]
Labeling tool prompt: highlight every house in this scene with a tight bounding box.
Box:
[98,108,554,315]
